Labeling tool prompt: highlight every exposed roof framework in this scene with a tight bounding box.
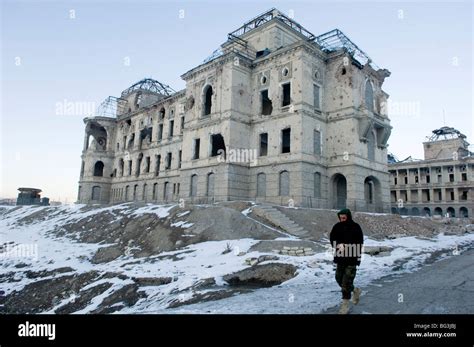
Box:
[97,96,127,118]
[227,8,316,41]
[314,29,378,69]
[121,78,175,97]
[428,126,467,142]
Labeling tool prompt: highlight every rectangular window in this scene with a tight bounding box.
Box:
[449,174,454,182]
[169,120,174,138]
[128,160,132,176]
[404,176,408,185]
[281,128,291,153]
[426,175,430,183]
[259,133,268,156]
[193,139,200,160]
[313,130,321,155]
[450,191,455,200]
[461,191,468,200]
[282,83,291,107]
[158,124,163,141]
[178,150,182,169]
[145,156,150,173]
[394,177,397,185]
[462,173,467,181]
[261,90,272,115]
[180,116,185,133]
[155,155,161,176]
[438,174,442,183]
[313,84,320,110]
[166,152,172,170]
[123,136,127,150]
[415,176,419,184]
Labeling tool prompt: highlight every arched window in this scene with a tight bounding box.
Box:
[206,173,215,197]
[91,186,101,200]
[203,85,213,116]
[257,173,266,197]
[365,80,374,112]
[279,171,290,196]
[93,161,104,177]
[190,174,198,197]
[314,172,321,198]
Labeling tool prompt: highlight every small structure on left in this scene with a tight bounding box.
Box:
[16,188,50,206]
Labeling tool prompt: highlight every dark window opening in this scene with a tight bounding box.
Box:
[136,154,143,177]
[438,174,442,183]
[119,159,124,176]
[342,67,347,75]
[193,139,200,160]
[145,156,150,173]
[461,191,468,200]
[415,176,419,183]
[462,173,467,181]
[261,90,273,115]
[128,160,132,176]
[123,136,127,150]
[211,134,226,157]
[157,124,163,141]
[281,128,291,153]
[204,86,213,116]
[449,174,454,182]
[159,107,165,120]
[178,150,182,168]
[256,48,270,58]
[155,155,161,176]
[128,133,135,149]
[404,176,408,184]
[166,152,172,170]
[180,117,185,133]
[139,127,152,149]
[394,177,397,185]
[426,175,430,183]
[169,120,174,138]
[450,191,455,200]
[282,83,291,107]
[93,161,104,177]
[259,133,268,157]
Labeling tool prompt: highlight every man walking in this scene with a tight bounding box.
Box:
[330,208,364,314]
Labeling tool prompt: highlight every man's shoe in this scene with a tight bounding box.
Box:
[338,299,350,314]
[352,288,361,305]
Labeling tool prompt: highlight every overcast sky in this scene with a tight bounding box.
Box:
[1,0,472,202]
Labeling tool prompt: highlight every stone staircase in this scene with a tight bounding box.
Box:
[253,205,309,236]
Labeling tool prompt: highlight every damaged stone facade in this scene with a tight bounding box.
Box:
[389,127,473,218]
[78,9,392,212]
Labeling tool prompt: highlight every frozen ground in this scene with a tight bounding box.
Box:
[0,204,473,314]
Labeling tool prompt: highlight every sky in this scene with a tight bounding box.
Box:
[1,0,472,202]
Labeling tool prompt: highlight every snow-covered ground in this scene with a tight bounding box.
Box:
[1,204,473,314]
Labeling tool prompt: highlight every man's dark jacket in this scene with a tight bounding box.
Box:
[329,208,364,266]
